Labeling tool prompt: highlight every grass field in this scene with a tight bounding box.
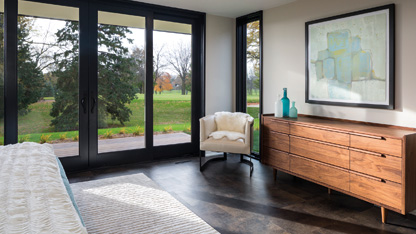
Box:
[0,90,261,151]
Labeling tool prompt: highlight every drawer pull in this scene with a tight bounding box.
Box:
[353,133,387,140]
[380,154,386,158]
[380,179,386,183]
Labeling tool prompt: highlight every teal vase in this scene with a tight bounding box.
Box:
[281,88,290,117]
[289,101,298,118]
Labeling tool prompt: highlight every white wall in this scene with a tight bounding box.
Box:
[263,0,416,128]
[205,14,235,115]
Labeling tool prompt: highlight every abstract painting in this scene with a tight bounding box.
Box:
[305,4,395,109]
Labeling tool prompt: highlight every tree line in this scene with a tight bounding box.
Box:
[0,15,192,132]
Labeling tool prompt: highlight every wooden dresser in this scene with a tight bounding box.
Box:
[261,114,416,223]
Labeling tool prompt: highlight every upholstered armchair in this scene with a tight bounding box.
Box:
[199,112,254,176]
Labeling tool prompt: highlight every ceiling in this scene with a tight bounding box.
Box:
[132,0,296,18]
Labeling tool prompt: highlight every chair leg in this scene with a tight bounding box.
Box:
[200,151,228,172]
[199,150,203,171]
[240,154,254,177]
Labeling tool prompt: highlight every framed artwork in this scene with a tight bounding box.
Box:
[305,4,395,109]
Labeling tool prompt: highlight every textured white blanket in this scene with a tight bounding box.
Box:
[209,130,246,142]
[0,143,87,234]
[214,112,253,134]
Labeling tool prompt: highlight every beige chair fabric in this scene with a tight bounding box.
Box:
[200,113,254,155]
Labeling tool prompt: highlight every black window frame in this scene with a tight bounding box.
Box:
[2,0,206,172]
[236,11,263,159]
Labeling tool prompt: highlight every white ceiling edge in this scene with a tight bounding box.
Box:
[131,0,297,18]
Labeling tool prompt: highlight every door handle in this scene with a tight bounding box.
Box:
[81,97,87,114]
[91,97,96,114]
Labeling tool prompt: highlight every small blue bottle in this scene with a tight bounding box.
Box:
[281,88,290,117]
[289,101,298,118]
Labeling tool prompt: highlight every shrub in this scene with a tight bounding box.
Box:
[59,133,67,140]
[103,130,113,139]
[119,128,127,135]
[19,135,30,143]
[132,126,143,136]
[183,126,191,134]
[40,134,51,144]
[163,126,173,133]
[72,135,79,141]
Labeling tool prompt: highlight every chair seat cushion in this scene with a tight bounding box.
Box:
[209,130,245,142]
[200,138,250,155]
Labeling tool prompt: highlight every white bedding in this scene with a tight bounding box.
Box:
[0,142,87,234]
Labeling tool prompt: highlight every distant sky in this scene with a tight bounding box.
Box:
[30,17,191,75]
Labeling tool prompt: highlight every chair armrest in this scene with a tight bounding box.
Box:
[200,115,216,142]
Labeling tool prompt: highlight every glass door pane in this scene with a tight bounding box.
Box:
[153,20,192,146]
[97,11,146,154]
[17,1,80,157]
[246,20,260,153]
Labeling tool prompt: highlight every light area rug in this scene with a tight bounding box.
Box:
[71,173,218,234]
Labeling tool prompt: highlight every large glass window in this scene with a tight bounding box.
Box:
[153,20,192,146]
[246,20,260,153]
[97,11,146,154]
[17,1,79,157]
[236,12,262,155]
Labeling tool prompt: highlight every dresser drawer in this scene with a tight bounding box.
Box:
[350,172,402,210]
[290,124,349,146]
[290,155,349,191]
[290,136,349,169]
[350,134,402,157]
[350,149,402,183]
[263,118,289,134]
[264,130,289,152]
[262,147,289,171]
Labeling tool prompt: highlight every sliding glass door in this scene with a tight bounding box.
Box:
[153,20,192,146]
[88,5,204,167]
[96,11,146,154]
[15,0,88,168]
[1,0,204,171]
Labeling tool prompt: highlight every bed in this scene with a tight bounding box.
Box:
[0,142,87,234]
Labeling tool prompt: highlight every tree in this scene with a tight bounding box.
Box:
[246,21,260,96]
[154,72,173,94]
[153,45,167,93]
[49,21,80,131]
[130,46,145,94]
[166,42,191,95]
[17,16,44,116]
[246,21,260,64]
[51,21,136,131]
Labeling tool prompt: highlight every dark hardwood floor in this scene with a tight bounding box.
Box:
[68,154,416,234]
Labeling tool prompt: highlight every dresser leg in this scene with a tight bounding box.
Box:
[273,169,277,181]
[328,188,331,195]
[381,207,387,224]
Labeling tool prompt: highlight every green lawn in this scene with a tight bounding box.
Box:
[0,90,261,153]
[247,93,260,103]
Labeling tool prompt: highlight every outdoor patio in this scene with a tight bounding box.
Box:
[53,132,191,157]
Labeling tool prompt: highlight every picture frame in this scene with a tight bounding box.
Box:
[305,4,395,109]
